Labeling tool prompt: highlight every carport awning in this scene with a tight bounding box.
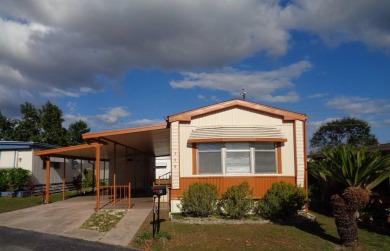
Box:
[35,143,107,160]
[35,124,171,160]
[187,126,287,143]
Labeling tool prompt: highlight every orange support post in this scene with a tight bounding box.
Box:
[129,182,131,209]
[95,144,101,210]
[114,144,117,205]
[45,158,50,204]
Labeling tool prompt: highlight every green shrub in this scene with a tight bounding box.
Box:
[219,182,254,219]
[0,169,9,191]
[8,168,31,191]
[257,181,306,220]
[82,169,94,189]
[180,182,218,217]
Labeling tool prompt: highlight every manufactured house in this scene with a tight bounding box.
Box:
[35,99,308,211]
[0,141,108,189]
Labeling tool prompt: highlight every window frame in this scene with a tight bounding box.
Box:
[196,142,280,175]
[254,142,278,174]
[197,143,223,174]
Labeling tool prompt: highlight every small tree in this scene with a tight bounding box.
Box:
[82,169,94,191]
[331,187,370,248]
[219,182,254,219]
[180,183,218,217]
[311,145,390,247]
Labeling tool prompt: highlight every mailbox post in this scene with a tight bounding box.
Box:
[151,185,166,237]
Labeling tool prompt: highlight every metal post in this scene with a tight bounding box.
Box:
[63,158,66,201]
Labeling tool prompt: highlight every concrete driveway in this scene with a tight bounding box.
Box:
[0,195,153,247]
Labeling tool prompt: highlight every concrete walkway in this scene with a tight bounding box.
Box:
[0,195,153,248]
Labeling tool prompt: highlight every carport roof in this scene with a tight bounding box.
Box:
[35,124,171,160]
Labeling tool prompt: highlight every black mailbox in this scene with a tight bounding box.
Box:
[151,185,166,196]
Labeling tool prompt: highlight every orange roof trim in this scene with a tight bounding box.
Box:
[83,124,168,139]
[168,99,307,122]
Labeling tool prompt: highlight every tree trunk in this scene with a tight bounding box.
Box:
[332,194,359,247]
[331,187,370,248]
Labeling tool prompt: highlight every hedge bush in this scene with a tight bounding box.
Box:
[0,168,31,192]
[180,182,218,217]
[257,181,306,220]
[220,182,254,219]
[0,169,9,191]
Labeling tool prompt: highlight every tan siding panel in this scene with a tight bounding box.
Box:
[191,107,283,127]
[179,125,196,177]
[280,122,295,176]
[171,122,180,189]
[295,121,305,187]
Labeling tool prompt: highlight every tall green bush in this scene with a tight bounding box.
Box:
[219,182,254,219]
[180,182,218,217]
[0,169,9,191]
[2,168,32,192]
[257,181,306,220]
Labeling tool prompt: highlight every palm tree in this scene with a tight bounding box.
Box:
[311,145,390,247]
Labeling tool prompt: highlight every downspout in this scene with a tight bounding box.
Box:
[13,151,17,168]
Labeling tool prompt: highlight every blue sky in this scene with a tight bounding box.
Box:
[0,0,389,144]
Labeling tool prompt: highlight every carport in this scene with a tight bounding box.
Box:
[35,124,171,210]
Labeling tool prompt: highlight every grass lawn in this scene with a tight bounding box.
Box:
[0,191,78,214]
[130,209,390,251]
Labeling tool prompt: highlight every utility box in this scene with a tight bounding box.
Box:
[151,185,166,196]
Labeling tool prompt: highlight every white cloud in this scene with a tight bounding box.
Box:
[67,102,77,112]
[64,107,132,130]
[197,94,220,102]
[125,119,166,127]
[170,60,312,102]
[307,93,327,99]
[0,0,389,115]
[282,0,390,51]
[325,96,390,115]
[97,107,130,124]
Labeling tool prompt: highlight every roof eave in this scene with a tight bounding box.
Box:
[168,99,307,123]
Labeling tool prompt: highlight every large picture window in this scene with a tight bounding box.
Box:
[197,142,278,175]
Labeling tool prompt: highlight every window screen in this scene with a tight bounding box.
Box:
[225,143,251,173]
[254,142,277,173]
[198,143,222,174]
